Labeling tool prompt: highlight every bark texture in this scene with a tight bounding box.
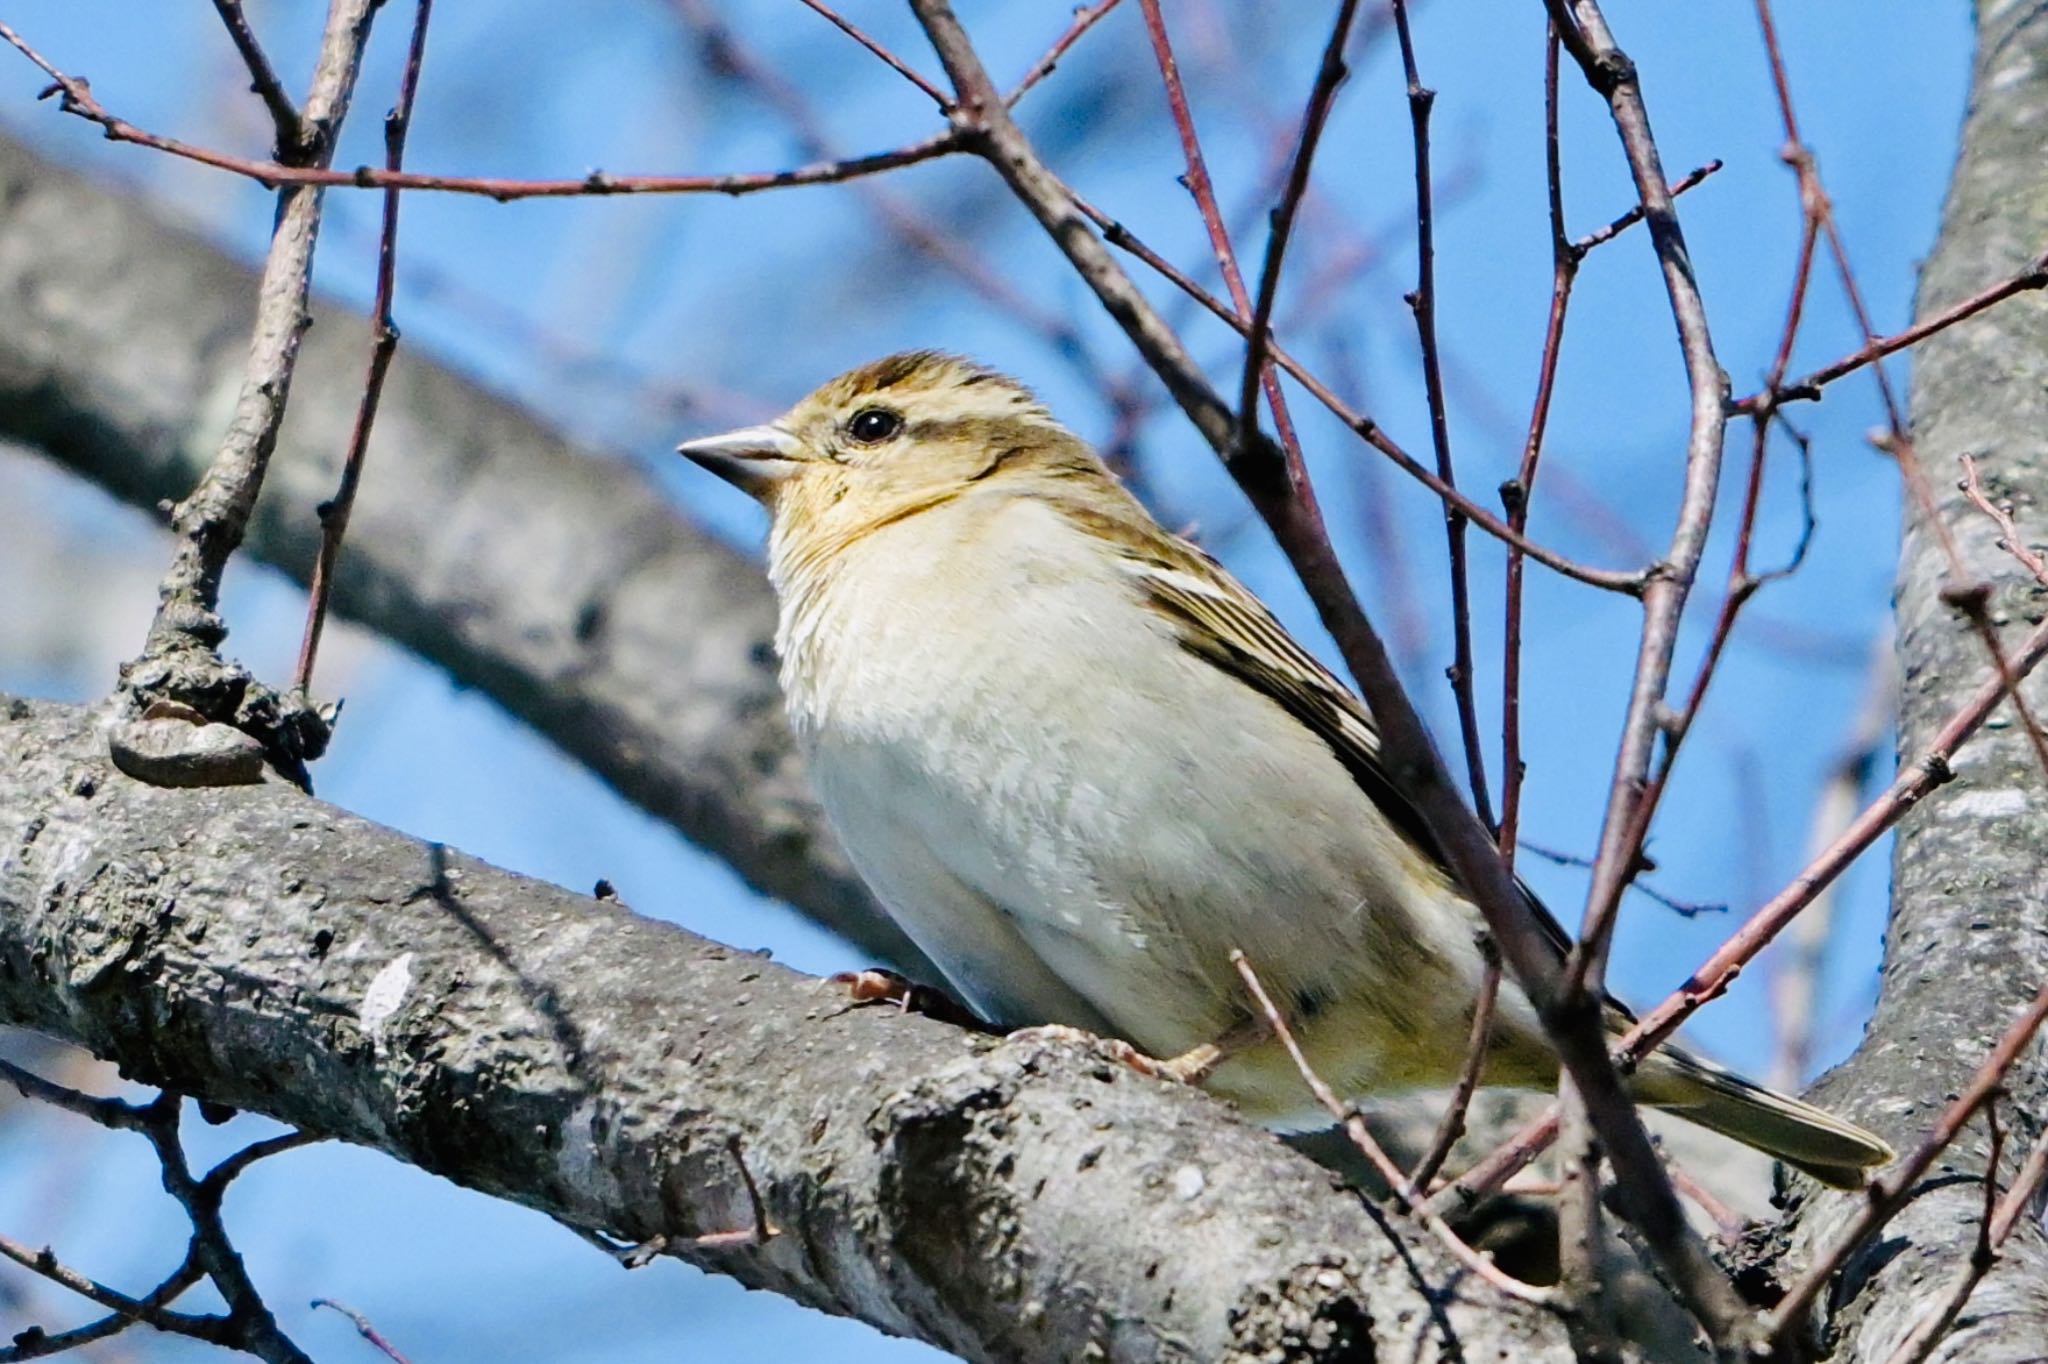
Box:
[0,134,925,974]
[0,694,1576,1363]
[1775,3,2048,1358]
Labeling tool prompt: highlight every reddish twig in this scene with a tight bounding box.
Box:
[1766,981,2048,1342]
[310,1300,414,1364]
[1403,950,1501,1197]
[1133,0,1313,490]
[207,0,305,156]
[1441,611,2048,1210]
[1234,0,1360,474]
[568,1135,778,1267]
[913,1,1732,1327]
[296,0,435,695]
[1008,0,1127,104]
[1730,255,2048,415]
[1881,1123,2048,1364]
[0,20,963,201]
[1769,642,1893,1090]
[795,0,950,109]
[1960,453,2048,589]
[1070,194,1645,593]
[671,0,1108,380]
[1670,1165,1751,1245]
[692,1137,780,1250]
[1556,162,1824,985]
[1229,952,1553,1306]
[1499,28,1571,868]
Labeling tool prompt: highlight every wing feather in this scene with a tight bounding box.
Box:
[1108,536,1587,977]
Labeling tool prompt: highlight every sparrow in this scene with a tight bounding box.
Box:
[679,350,1893,1188]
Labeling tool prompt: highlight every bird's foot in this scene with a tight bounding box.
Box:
[830,968,994,1032]
[1003,1026,1237,1086]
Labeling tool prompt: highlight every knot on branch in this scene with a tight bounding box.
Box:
[1226,427,1293,507]
[112,646,329,791]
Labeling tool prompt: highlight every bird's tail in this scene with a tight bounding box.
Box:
[1631,1047,1894,1189]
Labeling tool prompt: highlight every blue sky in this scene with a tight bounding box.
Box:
[0,1,1975,1358]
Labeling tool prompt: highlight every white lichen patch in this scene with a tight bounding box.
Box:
[359,952,415,1050]
[1944,788,2028,820]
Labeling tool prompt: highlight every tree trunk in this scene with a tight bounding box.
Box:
[1773,5,2048,1358]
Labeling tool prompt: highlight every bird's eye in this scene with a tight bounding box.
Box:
[847,408,903,445]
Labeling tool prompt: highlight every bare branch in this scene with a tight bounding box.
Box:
[795,0,950,108]
[0,21,964,200]
[296,0,436,694]
[1766,982,2048,1342]
[207,0,305,156]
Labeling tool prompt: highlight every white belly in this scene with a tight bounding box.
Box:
[775,495,1522,1111]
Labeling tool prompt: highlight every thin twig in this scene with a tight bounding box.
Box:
[0,1055,147,1131]
[1542,2,1753,1343]
[0,21,963,200]
[912,0,1732,1327]
[296,0,435,694]
[1229,952,1553,1306]
[208,0,305,155]
[1403,951,1500,1197]
[1008,0,1127,104]
[1132,0,1313,488]
[1442,611,2048,1210]
[795,0,950,109]
[691,1137,781,1250]
[0,1234,230,1350]
[1551,0,1732,1028]
[1235,0,1360,470]
[1766,982,2048,1342]
[1389,0,1490,825]
[143,1100,313,1363]
[1669,1165,1751,1245]
[80,0,381,789]
[1880,1124,2048,1364]
[205,1129,325,1193]
[1070,192,1646,593]
[1499,26,1572,867]
[1730,254,2048,415]
[1571,159,1722,255]
[1960,453,2048,588]
[311,1299,415,1364]
[670,0,1107,377]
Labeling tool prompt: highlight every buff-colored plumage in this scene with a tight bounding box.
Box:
[679,351,1892,1188]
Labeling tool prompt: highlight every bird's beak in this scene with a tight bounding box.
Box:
[676,424,806,500]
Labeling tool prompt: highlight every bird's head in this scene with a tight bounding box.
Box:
[678,351,1107,547]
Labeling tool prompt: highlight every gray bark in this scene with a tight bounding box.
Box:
[1775,3,2048,1358]
[0,694,1577,1363]
[0,134,929,975]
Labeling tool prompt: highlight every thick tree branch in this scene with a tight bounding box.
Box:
[0,133,925,975]
[0,695,1577,1363]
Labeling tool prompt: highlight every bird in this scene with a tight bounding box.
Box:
[678,350,1893,1189]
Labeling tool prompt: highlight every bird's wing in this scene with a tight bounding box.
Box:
[1109,530,1588,979]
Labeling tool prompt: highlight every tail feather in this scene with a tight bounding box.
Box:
[1632,1047,1894,1189]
